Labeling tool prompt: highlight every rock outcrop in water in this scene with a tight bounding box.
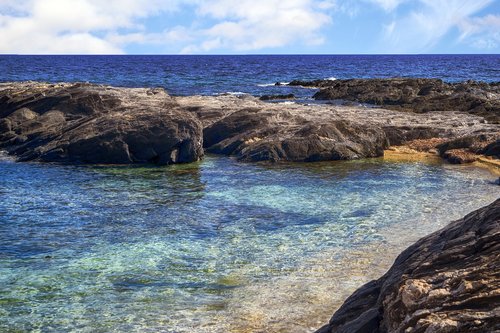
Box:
[177,93,499,163]
[289,78,500,124]
[0,81,499,164]
[316,198,500,333]
[0,82,203,164]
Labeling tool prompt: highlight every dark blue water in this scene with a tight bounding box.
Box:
[1,55,498,98]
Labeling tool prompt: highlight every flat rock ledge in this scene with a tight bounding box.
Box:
[315,198,500,333]
[0,81,499,164]
[289,78,500,124]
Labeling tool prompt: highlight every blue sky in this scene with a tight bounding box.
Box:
[0,0,499,54]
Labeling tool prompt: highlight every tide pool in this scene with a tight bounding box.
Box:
[0,156,498,332]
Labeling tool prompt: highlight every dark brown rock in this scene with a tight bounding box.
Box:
[316,199,500,333]
[437,134,499,163]
[307,78,500,123]
[203,108,387,162]
[0,82,203,165]
[259,93,295,101]
[176,93,499,163]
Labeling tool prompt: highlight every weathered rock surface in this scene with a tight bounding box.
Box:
[1,81,498,164]
[0,82,204,164]
[316,199,500,333]
[177,94,499,163]
[288,78,500,123]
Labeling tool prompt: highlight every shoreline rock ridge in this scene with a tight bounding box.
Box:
[315,198,500,333]
[0,79,499,164]
[287,78,500,124]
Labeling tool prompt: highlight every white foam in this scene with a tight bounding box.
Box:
[217,91,248,96]
[324,77,337,81]
[260,82,290,86]
[0,150,14,162]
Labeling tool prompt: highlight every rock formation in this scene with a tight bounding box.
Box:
[289,78,500,124]
[1,80,499,164]
[177,93,499,163]
[315,198,500,333]
[0,82,204,164]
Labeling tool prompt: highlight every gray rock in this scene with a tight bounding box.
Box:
[1,81,498,165]
[0,82,203,165]
[177,94,498,163]
[203,108,387,162]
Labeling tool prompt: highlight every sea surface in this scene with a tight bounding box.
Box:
[1,156,499,332]
[1,55,499,332]
[1,55,499,99]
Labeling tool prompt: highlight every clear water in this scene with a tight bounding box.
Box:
[1,156,498,332]
[1,54,499,331]
[1,55,499,99]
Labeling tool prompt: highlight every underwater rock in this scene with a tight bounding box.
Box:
[259,93,295,101]
[316,198,500,333]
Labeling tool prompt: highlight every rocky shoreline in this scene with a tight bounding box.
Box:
[289,78,500,124]
[1,79,499,333]
[316,198,500,333]
[0,79,498,165]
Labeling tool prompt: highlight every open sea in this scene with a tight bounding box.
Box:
[1,55,499,332]
[1,54,499,98]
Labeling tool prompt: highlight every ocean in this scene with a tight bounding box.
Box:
[1,55,499,332]
[1,55,499,98]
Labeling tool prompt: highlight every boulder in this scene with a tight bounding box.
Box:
[203,108,387,162]
[316,199,500,333]
[0,82,203,165]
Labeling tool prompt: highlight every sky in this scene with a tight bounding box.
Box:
[0,0,499,54]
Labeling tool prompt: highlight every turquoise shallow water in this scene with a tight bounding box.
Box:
[0,156,498,332]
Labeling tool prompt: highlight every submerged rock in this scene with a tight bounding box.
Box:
[259,93,295,101]
[316,199,500,333]
[0,82,203,164]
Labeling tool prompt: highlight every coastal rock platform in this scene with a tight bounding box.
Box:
[316,198,500,333]
[289,78,500,124]
[0,80,499,164]
[176,92,499,163]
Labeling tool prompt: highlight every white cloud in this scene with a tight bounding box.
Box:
[458,14,500,49]
[183,0,332,52]
[0,0,333,54]
[0,0,497,54]
[0,0,185,54]
[381,0,493,53]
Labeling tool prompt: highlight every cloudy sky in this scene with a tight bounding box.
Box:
[0,0,498,54]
